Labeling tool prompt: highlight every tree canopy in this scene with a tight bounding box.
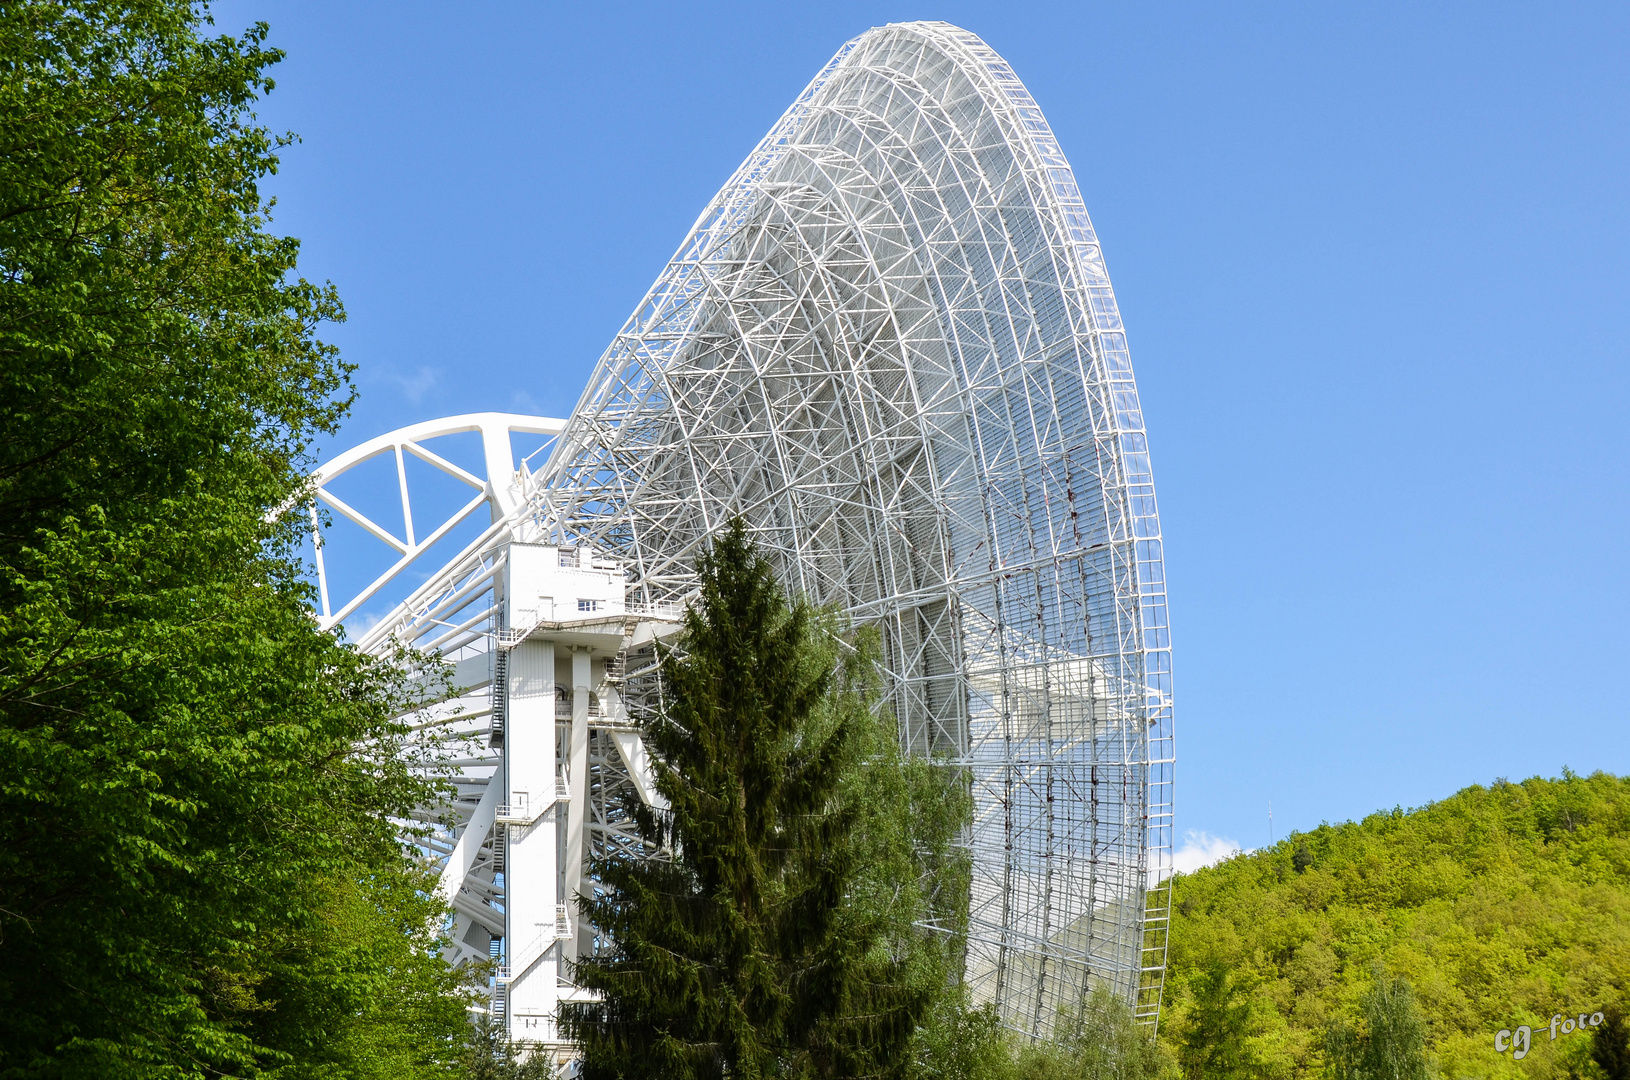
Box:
[1162,770,1630,1079]
[0,3,465,1075]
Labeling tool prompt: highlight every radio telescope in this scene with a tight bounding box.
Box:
[304,21,1175,1051]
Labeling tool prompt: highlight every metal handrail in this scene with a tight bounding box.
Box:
[494,777,571,825]
[497,600,687,650]
[494,905,573,984]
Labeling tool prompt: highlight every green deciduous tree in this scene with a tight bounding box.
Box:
[1323,973,1429,1080]
[1323,1022,1361,1080]
[463,1010,558,1080]
[0,2,465,1075]
[907,1000,1010,1080]
[562,521,962,1079]
[1357,974,1429,1080]
[1008,987,1174,1080]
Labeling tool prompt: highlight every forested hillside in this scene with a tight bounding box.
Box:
[1161,770,1630,1078]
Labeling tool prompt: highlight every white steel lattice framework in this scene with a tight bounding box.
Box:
[306,21,1174,1046]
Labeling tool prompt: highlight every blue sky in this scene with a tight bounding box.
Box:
[213,1,1630,859]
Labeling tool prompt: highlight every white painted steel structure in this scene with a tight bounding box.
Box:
[304,21,1174,1047]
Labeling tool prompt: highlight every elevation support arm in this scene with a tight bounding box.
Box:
[564,648,591,959]
[436,781,498,904]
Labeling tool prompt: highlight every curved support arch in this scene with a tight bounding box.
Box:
[303,412,565,632]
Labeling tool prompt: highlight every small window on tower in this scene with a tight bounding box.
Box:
[578,598,600,612]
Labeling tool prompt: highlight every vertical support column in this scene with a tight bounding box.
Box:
[564,647,591,960]
[505,639,558,1038]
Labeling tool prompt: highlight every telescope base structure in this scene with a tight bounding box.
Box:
[428,542,679,1052]
[305,18,1175,1052]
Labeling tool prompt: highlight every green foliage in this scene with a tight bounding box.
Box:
[908,1000,1011,1080]
[563,521,963,1079]
[1007,988,1175,1080]
[1322,972,1429,1080]
[1356,973,1429,1080]
[1178,964,1261,1080]
[0,2,466,1075]
[905,989,1173,1080]
[249,868,470,1080]
[1593,1003,1630,1080]
[1163,771,1630,1079]
[1324,1021,1361,1080]
[462,1011,558,1080]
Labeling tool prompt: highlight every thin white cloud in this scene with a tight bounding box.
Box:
[339,611,383,643]
[1171,830,1243,874]
[382,364,439,404]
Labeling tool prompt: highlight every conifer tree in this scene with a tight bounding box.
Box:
[562,521,948,1079]
[1178,963,1259,1080]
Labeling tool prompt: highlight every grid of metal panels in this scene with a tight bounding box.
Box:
[520,21,1175,1035]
